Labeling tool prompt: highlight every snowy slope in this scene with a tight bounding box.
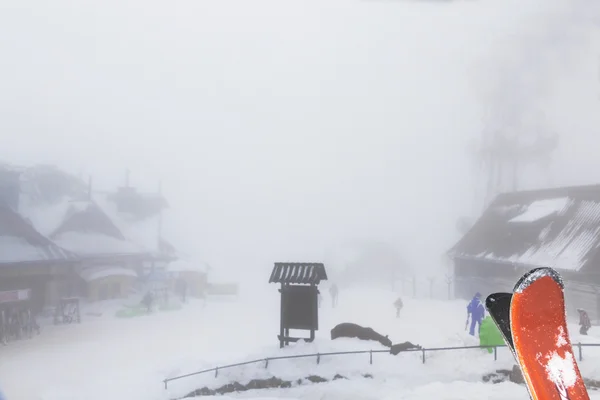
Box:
[1,285,599,400]
[2,0,600,399]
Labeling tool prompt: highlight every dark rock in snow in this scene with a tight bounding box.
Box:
[509,365,525,384]
[331,322,392,347]
[183,374,371,397]
[390,341,422,355]
[306,375,328,383]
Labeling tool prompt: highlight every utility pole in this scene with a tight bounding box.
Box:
[87,176,93,200]
[157,180,163,249]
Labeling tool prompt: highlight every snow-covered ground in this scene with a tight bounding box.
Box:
[2,284,600,400]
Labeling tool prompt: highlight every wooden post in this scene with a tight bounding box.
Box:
[428,277,435,299]
[445,274,453,300]
[279,284,285,348]
[412,276,417,298]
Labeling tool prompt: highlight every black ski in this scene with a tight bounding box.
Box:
[485,292,515,356]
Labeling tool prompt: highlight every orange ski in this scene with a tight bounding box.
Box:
[511,268,589,400]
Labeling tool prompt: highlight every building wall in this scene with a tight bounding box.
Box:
[0,263,75,312]
[453,258,526,300]
[454,257,600,321]
[86,276,136,302]
[170,271,207,298]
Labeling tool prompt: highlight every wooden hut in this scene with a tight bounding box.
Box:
[448,184,600,320]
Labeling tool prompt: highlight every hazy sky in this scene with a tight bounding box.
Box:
[1,0,599,281]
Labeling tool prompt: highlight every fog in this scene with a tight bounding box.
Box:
[2,0,599,283]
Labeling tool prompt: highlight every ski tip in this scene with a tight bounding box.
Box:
[485,292,512,313]
[514,267,564,293]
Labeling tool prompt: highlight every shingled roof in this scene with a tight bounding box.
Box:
[449,184,600,273]
[49,201,146,257]
[0,206,77,264]
[269,262,328,284]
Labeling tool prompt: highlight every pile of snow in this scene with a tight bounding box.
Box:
[164,334,514,399]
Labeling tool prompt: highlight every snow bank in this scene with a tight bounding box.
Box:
[164,335,514,399]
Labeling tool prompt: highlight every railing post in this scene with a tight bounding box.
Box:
[578,343,583,362]
[369,350,373,365]
[422,348,426,364]
[494,346,497,361]
[215,367,219,378]
[317,353,320,364]
[265,358,269,368]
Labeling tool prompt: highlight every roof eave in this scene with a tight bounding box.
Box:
[452,253,579,274]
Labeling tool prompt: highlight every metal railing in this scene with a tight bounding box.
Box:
[163,342,600,389]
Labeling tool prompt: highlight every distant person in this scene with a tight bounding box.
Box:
[578,308,591,335]
[142,291,154,313]
[394,296,403,318]
[466,292,485,336]
[329,284,339,308]
[181,280,188,303]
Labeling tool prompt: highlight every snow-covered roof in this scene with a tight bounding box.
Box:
[53,231,146,256]
[79,266,138,282]
[94,194,174,257]
[0,236,73,264]
[0,206,77,265]
[18,188,175,260]
[269,262,328,284]
[19,198,72,237]
[450,184,600,272]
[508,198,570,223]
[43,199,151,257]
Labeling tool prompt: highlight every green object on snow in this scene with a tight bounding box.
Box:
[479,316,505,353]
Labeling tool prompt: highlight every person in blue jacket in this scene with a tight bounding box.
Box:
[467,292,485,336]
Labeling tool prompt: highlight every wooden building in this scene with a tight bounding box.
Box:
[79,266,138,301]
[167,259,208,298]
[48,200,169,301]
[0,206,79,312]
[448,184,600,319]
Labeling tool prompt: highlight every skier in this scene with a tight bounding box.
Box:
[181,280,188,303]
[329,284,339,308]
[479,315,504,353]
[466,292,485,336]
[577,308,591,335]
[394,296,403,318]
[142,291,154,313]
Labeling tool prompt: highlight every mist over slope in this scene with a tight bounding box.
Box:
[1,0,598,279]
